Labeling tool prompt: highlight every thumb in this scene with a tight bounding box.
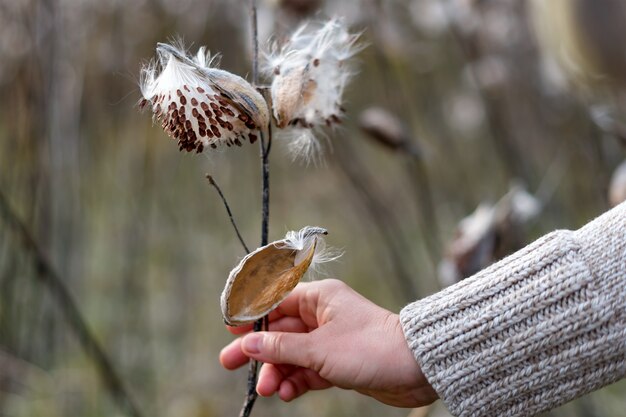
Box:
[241,331,314,368]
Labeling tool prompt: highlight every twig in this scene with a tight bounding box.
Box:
[239,1,271,416]
[206,174,250,254]
[0,189,144,417]
[250,0,259,86]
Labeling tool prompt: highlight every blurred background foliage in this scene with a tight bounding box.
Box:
[0,0,625,416]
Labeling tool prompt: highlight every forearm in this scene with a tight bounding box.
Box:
[400,202,626,417]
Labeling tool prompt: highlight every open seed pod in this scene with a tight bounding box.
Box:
[221,226,331,326]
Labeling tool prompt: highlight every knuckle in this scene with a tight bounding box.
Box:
[269,333,284,360]
[321,278,345,291]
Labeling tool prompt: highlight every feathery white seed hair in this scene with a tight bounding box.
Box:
[139,41,269,153]
[277,226,342,274]
[264,17,363,160]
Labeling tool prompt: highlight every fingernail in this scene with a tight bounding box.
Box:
[243,334,262,354]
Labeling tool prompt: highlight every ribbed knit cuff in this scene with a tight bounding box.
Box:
[400,206,626,417]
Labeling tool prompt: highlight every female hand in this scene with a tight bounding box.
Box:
[219,279,438,407]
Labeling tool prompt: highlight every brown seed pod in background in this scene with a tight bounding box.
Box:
[438,184,542,286]
[278,0,323,19]
[358,107,420,156]
[221,226,339,326]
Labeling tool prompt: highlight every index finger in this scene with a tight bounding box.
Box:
[225,282,316,335]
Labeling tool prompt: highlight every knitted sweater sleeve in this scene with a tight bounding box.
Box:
[400,202,626,417]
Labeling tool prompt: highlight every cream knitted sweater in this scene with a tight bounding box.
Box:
[400,202,626,417]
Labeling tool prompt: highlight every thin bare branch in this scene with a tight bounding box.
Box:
[206,174,250,254]
[0,188,144,417]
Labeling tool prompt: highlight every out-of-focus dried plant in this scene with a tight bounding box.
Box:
[358,106,440,267]
[438,184,542,287]
[359,107,419,156]
[530,0,626,90]
[276,0,324,19]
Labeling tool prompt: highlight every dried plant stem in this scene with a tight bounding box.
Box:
[406,157,440,270]
[0,189,143,417]
[250,0,259,86]
[438,1,529,183]
[239,1,270,416]
[333,141,420,301]
[206,174,250,254]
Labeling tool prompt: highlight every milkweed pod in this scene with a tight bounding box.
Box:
[263,18,364,161]
[221,226,336,326]
[139,42,269,153]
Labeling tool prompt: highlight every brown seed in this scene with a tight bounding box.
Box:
[206,129,214,138]
[184,85,190,92]
[211,125,221,137]
[245,120,256,130]
[216,116,226,126]
[169,102,177,110]
[197,87,205,93]
[210,143,217,149]
[234,138,242,146]
[179,106,186,114]
[185,120,192,130]
[139,98,148,109]
[199,128,206,137]
[201,102,210,111]
[191,97,198,106]
[226,122,233,131]
[197,144,204,153]
[172,109,178,119]
[192,108,199,118]
[151,95,158,102]
[238,114,249,122]
[213,109,223,118]
[180,95,187,105]
[221,106,235,117]
[210,102,219,111]
[209,117,217,125]
[249,133,258,143]
[177,90,183,97]
[197,114,205,123]
[313,58,320,67]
